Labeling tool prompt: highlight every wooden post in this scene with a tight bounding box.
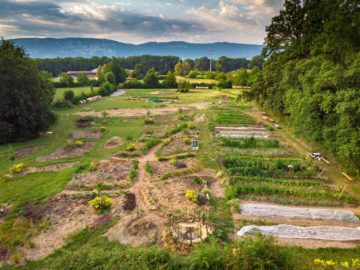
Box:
[189,227,193,246]
[338,185,347,200]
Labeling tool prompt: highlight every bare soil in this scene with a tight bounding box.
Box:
[36,142,95,162]
[21,162,76,175]
[66,158,131,191]
[14,145,45,158]
[107,215,158,247]
[151,158,198,179]
[104,136,123,149]
[22,194,124,261]
[159,137,191,156]
[75,102,209,117]
[71,130,102,139]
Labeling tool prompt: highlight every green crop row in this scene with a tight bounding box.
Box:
[225,184,355,203]
[229,176,322,187]
[219,137,280,148]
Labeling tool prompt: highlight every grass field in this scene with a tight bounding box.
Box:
[54,87,100,101]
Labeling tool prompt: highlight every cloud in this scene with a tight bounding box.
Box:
[187,0,283,43]
[0,0,284,43]
[0,0,205,42]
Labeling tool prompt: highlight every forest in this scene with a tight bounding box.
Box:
[247,0,360,175]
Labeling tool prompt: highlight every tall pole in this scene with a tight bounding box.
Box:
[209,48,214,72]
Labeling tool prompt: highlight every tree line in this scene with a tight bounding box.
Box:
[246,0,360,174]
[36,55,262,76]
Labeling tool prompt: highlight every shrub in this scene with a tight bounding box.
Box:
[126,143,136,152]
[64,90,75,103]
[144,117,154,125]
[183,137,191,145]
[177,80,191,93]
[88,196,112,212]
[185,189,197,203]
[100,126,106,133]
[8,163,25,174]
[192,176,202,185]
[218,79,233,89]
[196,193,207,205]
[226,198,240,213]
[75,140,84,147]
[90,161,98,171]
[145,161,153,175]
[129,160,139,182]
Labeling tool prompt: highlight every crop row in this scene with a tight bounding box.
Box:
[225,184,354,203]
[229,176,322,187]
[220,148,296,158]
[219,137,280,148]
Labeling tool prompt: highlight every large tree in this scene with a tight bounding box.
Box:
[0,40,55,143]
[248,0,360,174]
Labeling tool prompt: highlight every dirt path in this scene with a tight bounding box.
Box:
[245,106,360,201]
[129,143,167,230]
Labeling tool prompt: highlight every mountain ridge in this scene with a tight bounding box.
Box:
[10,38,263,59]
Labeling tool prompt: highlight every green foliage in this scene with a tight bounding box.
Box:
[162,70,177,88]
[129,160,139,182]
[8,163,25,174]
[126,143,136,152]
[63,90,75,103]
[59,72,74,87]
[88,195,112,212]
[0,40,55,143]
[76,72,90,86]
[104,71,116,84]
[218,79,233,89]
[177,80,191,93]
[143,68,159,88]
[174,60,191,76]
[100,60,127,84]
[219,137,280,148]
[248,1,360,174]
[145,161,153,175]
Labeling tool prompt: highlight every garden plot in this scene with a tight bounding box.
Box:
[20,162,76,175]
[36,142,95,162]
[237,224,360,241]
[214,111,256,125]
[66,158,132,191]
[107,215,159,247]
[240,203,360,223]
[150,158,198,180]
[158,136,192,157]
[71,130,102,139]
[22,194,124,261]
[215,126,271,139]
[14,145,45,158]
[75,102,209,117]
[148,172,213,216]
[104,136,123,149]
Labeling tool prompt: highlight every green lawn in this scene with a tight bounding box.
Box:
[54,87,100,101]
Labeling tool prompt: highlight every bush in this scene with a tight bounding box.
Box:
[90,161,98,171]
[75,140,84,147]
[64,90,75,103]
[192,176,202,185]
[145,161,153,175]
[100,126,106,133]
[177,80,191,93]
[126,143,136,152]
[8,163,25,174]
[218,79,233,89]
[129,160,139,182]
[144,117,154,125]
[88,196,112,212]
[185,189,197,203]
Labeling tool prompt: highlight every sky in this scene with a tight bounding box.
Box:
[0,0,284,44]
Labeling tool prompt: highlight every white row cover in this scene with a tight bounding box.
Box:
[217,134,269,139]
[237,225,360,241]
[240,203,360,223]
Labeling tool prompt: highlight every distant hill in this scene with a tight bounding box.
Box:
[10,38,263,59]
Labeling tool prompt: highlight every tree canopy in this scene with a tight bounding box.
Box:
[247,0,360,174]
[0,40,55,143]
